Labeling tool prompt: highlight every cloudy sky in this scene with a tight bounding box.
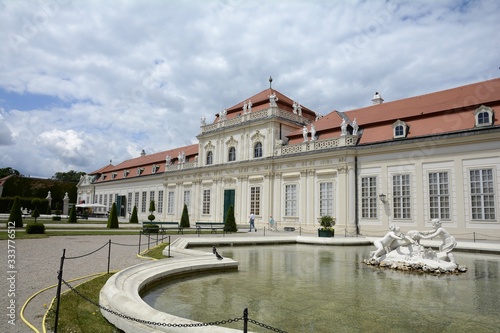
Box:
[0,0,498,178]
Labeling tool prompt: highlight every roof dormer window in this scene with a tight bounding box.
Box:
[152,165,160,174]
[137,167,144,176]
[393,120,408,139]
[111,172,117,179]
[474,105,493,127]
[123,170,130,177]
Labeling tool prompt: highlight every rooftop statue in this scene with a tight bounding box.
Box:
[269,92,278,107]
[365,220,466,273]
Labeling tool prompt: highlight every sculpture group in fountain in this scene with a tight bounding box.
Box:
[364,219,467,273]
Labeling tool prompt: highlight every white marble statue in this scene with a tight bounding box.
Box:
[310,124,316,140]
[247,100,252,112]
[269,92,279,107]
[166,155,171,165]
[297,104,302,116]
[292,101,298,114]
[201,115,206,126]
[243,101,247,113]
[302,125,308,142]
[365,220,465,273]
[352,118,358,135]
[340,118,347,136]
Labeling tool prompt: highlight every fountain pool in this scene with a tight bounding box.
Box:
[142,244,500,333]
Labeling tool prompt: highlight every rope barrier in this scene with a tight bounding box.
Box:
[65,242,109,259]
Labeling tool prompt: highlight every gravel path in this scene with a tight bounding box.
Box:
[2,233,177,333]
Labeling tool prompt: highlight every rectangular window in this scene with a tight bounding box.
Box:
[150,190,155,205]
[157,190,164,214]
[285,184,297,216]
[470,169,496,220]
[183,190,191,211]
[392,174,411,219]
[141,191,147,213]
[203,189,211,215]
[167,191,175,214]
[319,182,334,217]
[134,192,139,212]
[250,187,261,215]
[361,177,377,218]
[127,193,133,214]
[429,172,450,220]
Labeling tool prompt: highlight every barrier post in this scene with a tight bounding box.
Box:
[243,308,248,333]
[168,235,171,257]
[107,239,111,274]
[138,231,142,254]
[54,249,66,333]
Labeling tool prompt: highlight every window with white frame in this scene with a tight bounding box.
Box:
[393,120,408,139]
[228,147,236,162]
[254,142,263,158]
[285,184,297,216]
[428,172,450,220]
[149,191,155,207]
[183,190,191,211]
[474,105,493,127]
[250,186,261,215]
[134,192,139,211]
[127,193,132,214]
[103,194,108,211]
[319,182,334,217]
[167,191,175,214]
[141,191,147,213]
[157,190,164,214]
[206,151,213,165]
[203,189,211,215]
[392,174,411,219]
[361,177,377,219]
[470,168,496,220]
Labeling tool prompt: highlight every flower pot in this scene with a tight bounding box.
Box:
[318,229,334,237]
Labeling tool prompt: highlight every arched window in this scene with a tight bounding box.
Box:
[206,151,213,165]
[392,120,408,139]
[254,142,263,158]
[228,147,236,162]
[474,105,493,127]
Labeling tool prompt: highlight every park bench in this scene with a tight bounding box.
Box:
[195,222,225,234]
[142,221,183,234]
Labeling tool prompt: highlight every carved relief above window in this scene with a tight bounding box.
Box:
[393,120,408,139]
[474,105,494,127]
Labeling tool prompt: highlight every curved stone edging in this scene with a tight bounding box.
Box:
[100,251,240,333]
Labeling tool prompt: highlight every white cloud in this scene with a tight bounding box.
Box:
[0,0,498,177]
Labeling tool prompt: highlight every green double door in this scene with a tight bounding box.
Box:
[223,189,235,223]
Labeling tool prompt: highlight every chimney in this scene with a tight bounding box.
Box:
[140,149,146,157]
[372,92,384,105]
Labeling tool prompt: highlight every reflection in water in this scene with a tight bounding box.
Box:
[142,245,500,333]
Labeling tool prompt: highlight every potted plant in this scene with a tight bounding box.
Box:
[318,215,335,237]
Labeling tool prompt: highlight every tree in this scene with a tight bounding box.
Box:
[68,205,77,223]
[51,170,86,182]
[224,205,237,232]
[8,196,23,228]
[180,204,190,228]
[31,198,41,223]
[107,202,119,228]
[148,200,156,222]
[129,206,139,223]
[0,167,20,178]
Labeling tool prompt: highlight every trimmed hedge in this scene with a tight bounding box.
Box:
[26,223,45,234]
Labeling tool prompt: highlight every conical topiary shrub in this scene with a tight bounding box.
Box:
[68,205,77,223]
[8,196,23,228]
[180,204,190,228]
[224,205,237,232]
[107,202,119,229]
[129,206,139,223]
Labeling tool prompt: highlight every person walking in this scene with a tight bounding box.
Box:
[249,213,256,232]
[269,215,275,231]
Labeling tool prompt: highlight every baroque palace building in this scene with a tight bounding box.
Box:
[77,78,500,238]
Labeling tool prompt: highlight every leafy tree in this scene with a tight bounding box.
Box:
[148,200,156,222]
[224,205,237,232]
[107,202,119,228]
[68,205,77,223]
[8,196,23,228]
[180,204,190,228]
[129,206,139,223]
[51,170,86,182]
[31,198,41,223]
[0,167,20,178]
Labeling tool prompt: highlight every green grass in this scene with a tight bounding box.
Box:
[44,244,170,332]
[45,273,123,333]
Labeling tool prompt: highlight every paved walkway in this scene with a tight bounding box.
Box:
[1,225,499,333]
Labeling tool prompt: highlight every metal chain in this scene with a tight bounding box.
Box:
[61,279,243,327]
[248,318,288,333]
